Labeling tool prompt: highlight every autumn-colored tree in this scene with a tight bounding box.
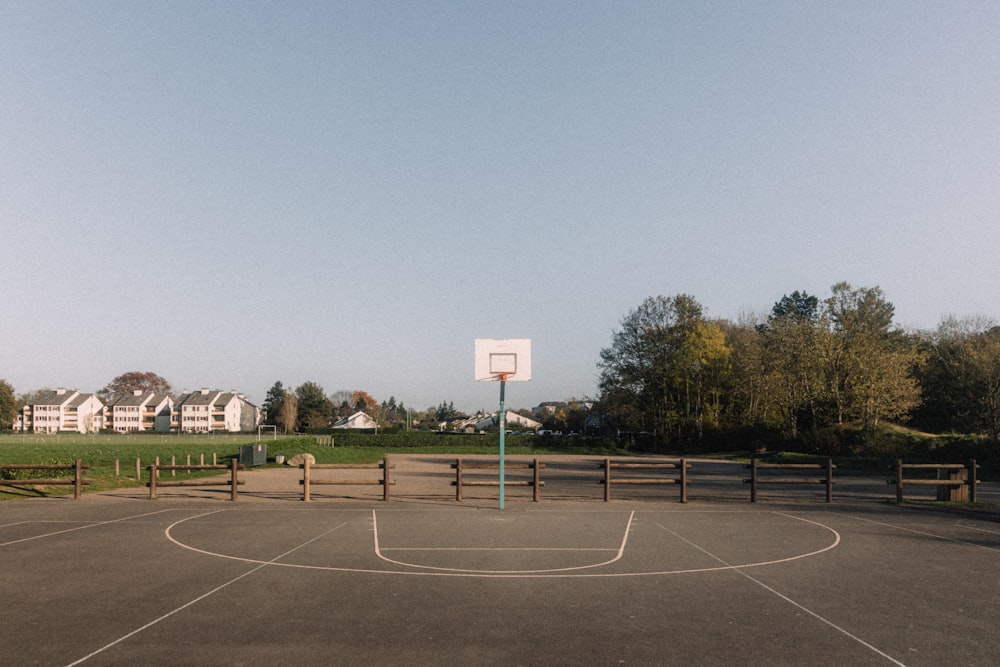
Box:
[99,371,172,403]
[351,390,378,412]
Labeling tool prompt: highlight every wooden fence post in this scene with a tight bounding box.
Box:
[750,459,758,503]
[149,464,157,499]
[895,459,904,503]
[171,456,176,477]
[455,458,463,501]
[532,458,540,502]
[230,458,238,501]
[604,458,611,502]
[680,458,687,503]
[303,457,311,501]
[135,457,141,480]
[969,459,977,504]
[74,459,82,499]
[382,457,390,502]
[826,459,834,503]
[114,459,120,477]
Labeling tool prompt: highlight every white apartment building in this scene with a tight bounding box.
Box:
[21,389,104,434]
[109,390,174,433]
[174,389,259,433]
[13,387,259,434]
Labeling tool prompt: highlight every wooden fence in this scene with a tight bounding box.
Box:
[300,458,395,501]
[451,458,544,501]
[0,460,90,499]
[888,460,979,503]
[598,458,690,502]
[744,460,835,503]
[147,458,243,500]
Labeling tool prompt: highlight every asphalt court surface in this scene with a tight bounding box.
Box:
[2,496,998,666]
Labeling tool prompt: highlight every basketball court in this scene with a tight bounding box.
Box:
[2,492,997,666]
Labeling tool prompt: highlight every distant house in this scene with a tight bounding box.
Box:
[108,390,173,433]
[473,410,542,432]
[19,389,104,434]
[332,411,378,430]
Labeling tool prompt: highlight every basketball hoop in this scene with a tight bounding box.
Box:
[474,339,532,510]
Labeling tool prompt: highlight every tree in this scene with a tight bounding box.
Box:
[758,291,828,438]
[435,401,458,422]
[351,390,378,412]
[919,317,1000,442]
[598,294,731,446]
[262,382,286,427]
[822,283,920,439]
[279,392,298,434]
[295,381,333,430]
[0,380,16,430]
[99,371,172,403]
[719,313,776,428]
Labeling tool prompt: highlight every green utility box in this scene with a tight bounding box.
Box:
[240,443,267,467]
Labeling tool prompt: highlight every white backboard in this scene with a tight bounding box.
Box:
[475,339,532,382]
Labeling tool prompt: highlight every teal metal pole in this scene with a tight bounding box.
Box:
[498,377,506,509]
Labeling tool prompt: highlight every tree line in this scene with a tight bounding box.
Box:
[260,382,472,433]
[597,282,1000,453]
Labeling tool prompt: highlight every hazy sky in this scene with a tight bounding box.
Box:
[3,2,998,413]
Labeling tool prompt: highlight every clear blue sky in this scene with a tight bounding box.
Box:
[3,2,998,413]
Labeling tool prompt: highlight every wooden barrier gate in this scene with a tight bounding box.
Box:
[300,458,395,501]
[888,460,979,503]
[452,458,544,502]
[744,460,835,502]
[148,458,244,500]
[599,458,690,502]
[0,460,90,499]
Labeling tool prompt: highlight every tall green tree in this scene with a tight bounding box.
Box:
[295,381,333,430]
[262,382,286,427]
[822,283,920,438]
[598,294,731,446]
[919,317,1000,442]
[719,314,774,428]
[759,291,827,438]
[0,380,17,430]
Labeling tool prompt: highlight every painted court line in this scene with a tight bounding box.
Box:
[66,512,349,666]
[372,509,635,574]
[163,509,842,578]
[0,509,177,548]
[655,514,906,666]
[958,523,1000,536]
[841,513,1000,552]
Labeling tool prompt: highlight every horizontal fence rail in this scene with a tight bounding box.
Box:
[598,458,690,502]
[744,460,836,503]
[300,458,395,501]
[451,458,544,502]
[147,458,243,500]
[0,460,90,499]
[888,460,979,503]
